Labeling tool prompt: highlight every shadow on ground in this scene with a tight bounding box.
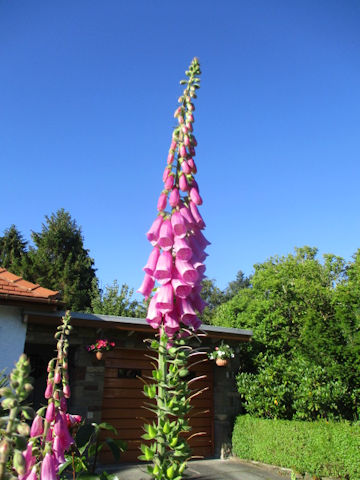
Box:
[105,458,290,480]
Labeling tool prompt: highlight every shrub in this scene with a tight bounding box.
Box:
[232,415,360,479]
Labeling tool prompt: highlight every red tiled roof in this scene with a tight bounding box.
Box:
[0,268,60,302]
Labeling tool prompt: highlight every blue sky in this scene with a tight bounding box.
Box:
[1,0,360,292]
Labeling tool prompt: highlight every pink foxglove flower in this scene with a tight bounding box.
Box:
[190,187,203,205]
[63,384,71,399]
[158,219,174,251]
[171,278,192,299]
[173,237,192,261]
[137,274,155,299]
[179,173,188,192]
[179,144,187,157]
[41,454,57,480]
[155,284,174,313]
[177,298,197,326]
[190,292,207,313]
[53,436,66,465]
[157,193,167,211]
[146,294,162,329]
[154,251,173,285]
[179,205,195,228]
[44,382,53,399]
[147,216,163,244]
[189,201,205,229]
[139,58,206,335]
[163,166,170,182]
[171,211,187,238]
[193,261,206,276]
[30,415,43,437]
[164,311,180,330]
[169,187,180,207]
[164,175,174,190]
[54,370,61,384]
[143,247,160,276]
[175,258,199,285]
[26,467,38,480]
[45,402,56,423]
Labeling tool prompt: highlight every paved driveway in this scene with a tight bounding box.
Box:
[108,458,290,480]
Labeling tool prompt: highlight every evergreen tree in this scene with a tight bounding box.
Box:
[0,225,28,276]
[27,209,96,311]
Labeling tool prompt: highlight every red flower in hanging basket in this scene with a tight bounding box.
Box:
[86,339,116,353]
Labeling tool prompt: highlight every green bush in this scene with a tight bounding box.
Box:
[232,415,360,479]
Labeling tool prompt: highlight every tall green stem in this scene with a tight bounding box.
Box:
[157,327,168,460]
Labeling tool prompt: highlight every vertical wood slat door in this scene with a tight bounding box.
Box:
[100,348,214,463]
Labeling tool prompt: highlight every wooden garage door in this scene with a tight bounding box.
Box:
[101,348,214,463]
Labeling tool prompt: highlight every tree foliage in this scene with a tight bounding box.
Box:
[0,225,29,276]
[26,209,96,311]
[212,246,360,421]
[89,279,146,317]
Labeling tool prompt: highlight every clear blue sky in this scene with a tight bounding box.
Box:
[1,0,360,292]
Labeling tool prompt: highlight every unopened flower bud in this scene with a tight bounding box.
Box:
[17,422,30,436]
[0,439,9,462]
[13,449,26,475]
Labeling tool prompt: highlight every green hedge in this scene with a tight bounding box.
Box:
[232,415,360,479]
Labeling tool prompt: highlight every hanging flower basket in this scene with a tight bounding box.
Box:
[216,358,228,367]
[86,339,115,360]
[208,342,234,366]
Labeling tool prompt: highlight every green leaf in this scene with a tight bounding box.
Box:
[76,424,95,448]
[105,437,122,462]
[58,458,72,474]
[97,422,117,434]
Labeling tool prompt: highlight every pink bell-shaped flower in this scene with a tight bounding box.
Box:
[154,251,173,285]
[26,467,37,480]
[173,237,192,261]
[41,453,57,480]
[179,174,188,192]
[157,193,167,211]
[181,160,191,174]
[30,415,43,437]
[158,219,173,251]
[190,187,202,205]
[63,384,71,399]
[164,175,174,191]
[44,382,53,399]
[190,292,207,313]
[137,274,155,299]
[177,298,197,326]
[169,187,180,207]
[193,261,206,276]
[164,311,180,330]
[45,402,56,423]
[155,284,174,314]
[53,436,66,466]
[146,216,163,244]
[189,202,205,229]
[175,258,199,285]
[171,278,192,299]
[179,205,195,229]
[171,211,187,238]
[143,247,160,277]
[146,294,162,329]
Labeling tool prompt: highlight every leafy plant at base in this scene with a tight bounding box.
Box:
[59,421,126,479]
[141,330,208,480]
[0,355,35,480]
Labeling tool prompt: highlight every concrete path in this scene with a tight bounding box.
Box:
[106,458,291,480]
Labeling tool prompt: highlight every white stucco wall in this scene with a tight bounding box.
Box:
[0,305,27,373]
